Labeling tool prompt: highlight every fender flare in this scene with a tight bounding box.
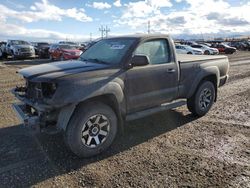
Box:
[57,81,125,131]
[187,66,220,99]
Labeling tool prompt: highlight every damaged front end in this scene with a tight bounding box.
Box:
[12,79,59,133]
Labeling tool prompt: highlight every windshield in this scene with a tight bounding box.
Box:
[38,43,49,46]
[59,45,76,50]
[79,38,136,65]
[10,40,29,45]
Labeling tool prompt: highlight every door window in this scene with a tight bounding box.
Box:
[134,39,170,65]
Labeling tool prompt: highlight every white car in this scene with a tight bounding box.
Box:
[175,44,203,55]
[191,44,219,55]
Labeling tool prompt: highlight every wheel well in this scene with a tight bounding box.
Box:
[76,94,124,132]
[200,75,218,101]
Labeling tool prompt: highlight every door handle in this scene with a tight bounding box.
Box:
[167,69,176,73]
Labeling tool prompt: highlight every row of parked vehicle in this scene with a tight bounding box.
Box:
[175,41,238,55]
[0,40,89,60]
[0,38,249,60]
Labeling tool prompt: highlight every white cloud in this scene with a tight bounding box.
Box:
[0,18,91,42]
[116,0,250,37]
[91,2,112,10]
[113,0,122,7]
[121,0,172,18]
[0,0,92,23]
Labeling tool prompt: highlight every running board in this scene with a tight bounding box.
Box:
[126,99,186,121]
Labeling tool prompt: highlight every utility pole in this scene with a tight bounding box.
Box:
[99,25,104,39]
[105,25,110,38]
[147,20,150,34]
[99,25,110,39]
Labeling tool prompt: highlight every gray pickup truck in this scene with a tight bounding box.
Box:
[12,34,229,157]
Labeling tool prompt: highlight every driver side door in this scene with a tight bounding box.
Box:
[126,39,179,113]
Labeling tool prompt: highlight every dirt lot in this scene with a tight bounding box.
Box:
[0,52,249,187]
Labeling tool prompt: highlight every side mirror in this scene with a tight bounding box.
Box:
[131,55,149,67]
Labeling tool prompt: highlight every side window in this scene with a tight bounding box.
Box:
[134,39,170,65]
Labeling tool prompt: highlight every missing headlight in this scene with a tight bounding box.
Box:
[42,83,57,98]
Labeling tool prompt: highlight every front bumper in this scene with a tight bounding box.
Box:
[12,103,40,132]
[14,52,36,58]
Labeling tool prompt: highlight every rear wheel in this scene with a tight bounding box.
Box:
[187,81,215,117]
[204,50,210,55]
[187,52,192,54]
[64,102,118,158]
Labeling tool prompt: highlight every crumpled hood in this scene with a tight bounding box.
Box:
[18,60,110,81]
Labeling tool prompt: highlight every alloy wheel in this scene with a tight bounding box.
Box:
[199,88,212,110]
[81,114,110,148]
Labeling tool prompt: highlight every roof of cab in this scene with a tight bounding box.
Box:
[106,34,170,40]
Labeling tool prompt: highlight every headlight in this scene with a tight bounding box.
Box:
[64,52,72,55]
[42,82,57,98]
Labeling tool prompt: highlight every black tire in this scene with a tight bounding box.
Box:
[64,102,118,158]
[204,50,210,55]
[187,81,215,117]
[60,54,65,61]
[11,52,16,60]
[2,52,7,59]
[187,52,192,54]
[49,54,54,61]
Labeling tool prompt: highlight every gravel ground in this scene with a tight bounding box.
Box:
[0,52,249,187]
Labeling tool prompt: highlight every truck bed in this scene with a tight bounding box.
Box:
[177,54,228,63]
[177,54,229,99]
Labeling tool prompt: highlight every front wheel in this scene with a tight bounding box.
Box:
[64,102,118,158]
[204,50,210,55]
[187,81,215,117]
[49,54,54,61]
[60,54,65,61]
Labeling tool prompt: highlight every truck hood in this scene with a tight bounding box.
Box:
[18,60,111,80]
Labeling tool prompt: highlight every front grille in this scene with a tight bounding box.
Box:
[20,48,31,53]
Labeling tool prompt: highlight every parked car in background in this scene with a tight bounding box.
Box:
[211,43,236,54]
[49,44,83,61]
[199,42,212,47]
[0,41,7,59]
[180,41,198,46]
[33,42,50,58]
[59,41,78,46]
[175,44,203,55]
[191,44,219,55]
[229,41,250,51]
[5,40,35,59]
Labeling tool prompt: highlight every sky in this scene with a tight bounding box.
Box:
[0,0,250,42]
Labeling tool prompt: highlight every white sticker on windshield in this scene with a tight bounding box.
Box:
[110,44,125,50]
